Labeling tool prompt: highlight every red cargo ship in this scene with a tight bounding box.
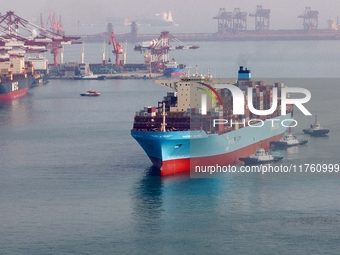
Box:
[0,55,34,102]
[0,74,34,101]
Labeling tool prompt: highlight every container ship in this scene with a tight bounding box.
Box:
[0,54,35,102]
[28,54,49,87]
[131,66,293,176]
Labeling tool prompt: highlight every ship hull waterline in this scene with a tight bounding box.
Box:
[132,114,293,176]
[0,76,34,102]
[170,72,185,77]
[147,133,283,176]
[0,87,29,101]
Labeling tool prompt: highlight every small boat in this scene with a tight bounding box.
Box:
[270,131,308,148]
[303,115,329,136]
[74,72,106,80]
[80,90,101,96]
[239,147,283,165]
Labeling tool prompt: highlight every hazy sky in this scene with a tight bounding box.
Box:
[2,0,340,35]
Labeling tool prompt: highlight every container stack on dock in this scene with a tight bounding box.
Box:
[64,62,77,77]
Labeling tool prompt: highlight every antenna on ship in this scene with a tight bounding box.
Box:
[161,102,167,132]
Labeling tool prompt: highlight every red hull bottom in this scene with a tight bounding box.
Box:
[0,88,29,102]
[149,133,283,176]
[170,72,185,77]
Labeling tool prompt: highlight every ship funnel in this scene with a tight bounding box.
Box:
[238,66,251,81]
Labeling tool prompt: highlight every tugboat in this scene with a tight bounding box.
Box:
[303,115,329,136]
[270,130,308,148]
[80,89,101,96]
[239,147,283,165]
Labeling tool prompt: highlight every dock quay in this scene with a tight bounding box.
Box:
[48,71,164,80]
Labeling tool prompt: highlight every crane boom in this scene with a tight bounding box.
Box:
[0,11,81,65]
[133,31,199,73]
[109,31,124,66]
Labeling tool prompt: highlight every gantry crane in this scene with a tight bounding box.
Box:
[0,11,48,57]
[0,11,80,65]
[134,31,199,73]
[46,13,63,66]
[249,5,271,31]
[232,8,247,32]
[298,7,319,30]
[213,8,247,34]
[47,13,63,34]
[109,31,124,66]
[213,8,233,33]
[45,13,82,66]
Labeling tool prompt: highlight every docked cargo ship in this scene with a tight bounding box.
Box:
[163,61,185,77]
[131,66,294,176]
[28,54,49,87]
[0,55,35,102]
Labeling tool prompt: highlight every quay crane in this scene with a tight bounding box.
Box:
[0,12,48,56]
[133,31,199,73]
[109,31,124,66]
[298,7,319,30]
[249,5,270,31]
[0,11,81,65]
[46,13,63,66]
[45,13,82,66]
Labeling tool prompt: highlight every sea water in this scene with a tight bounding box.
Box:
[0,41,340,254]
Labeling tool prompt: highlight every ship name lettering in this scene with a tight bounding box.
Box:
[12,81,19,91]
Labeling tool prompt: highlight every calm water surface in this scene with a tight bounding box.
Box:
[1,41,340,254]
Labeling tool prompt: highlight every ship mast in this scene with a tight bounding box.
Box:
[161,102,167,132]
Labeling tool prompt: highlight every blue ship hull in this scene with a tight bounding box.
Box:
[131,114,292,175]
[163,67,185,77]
